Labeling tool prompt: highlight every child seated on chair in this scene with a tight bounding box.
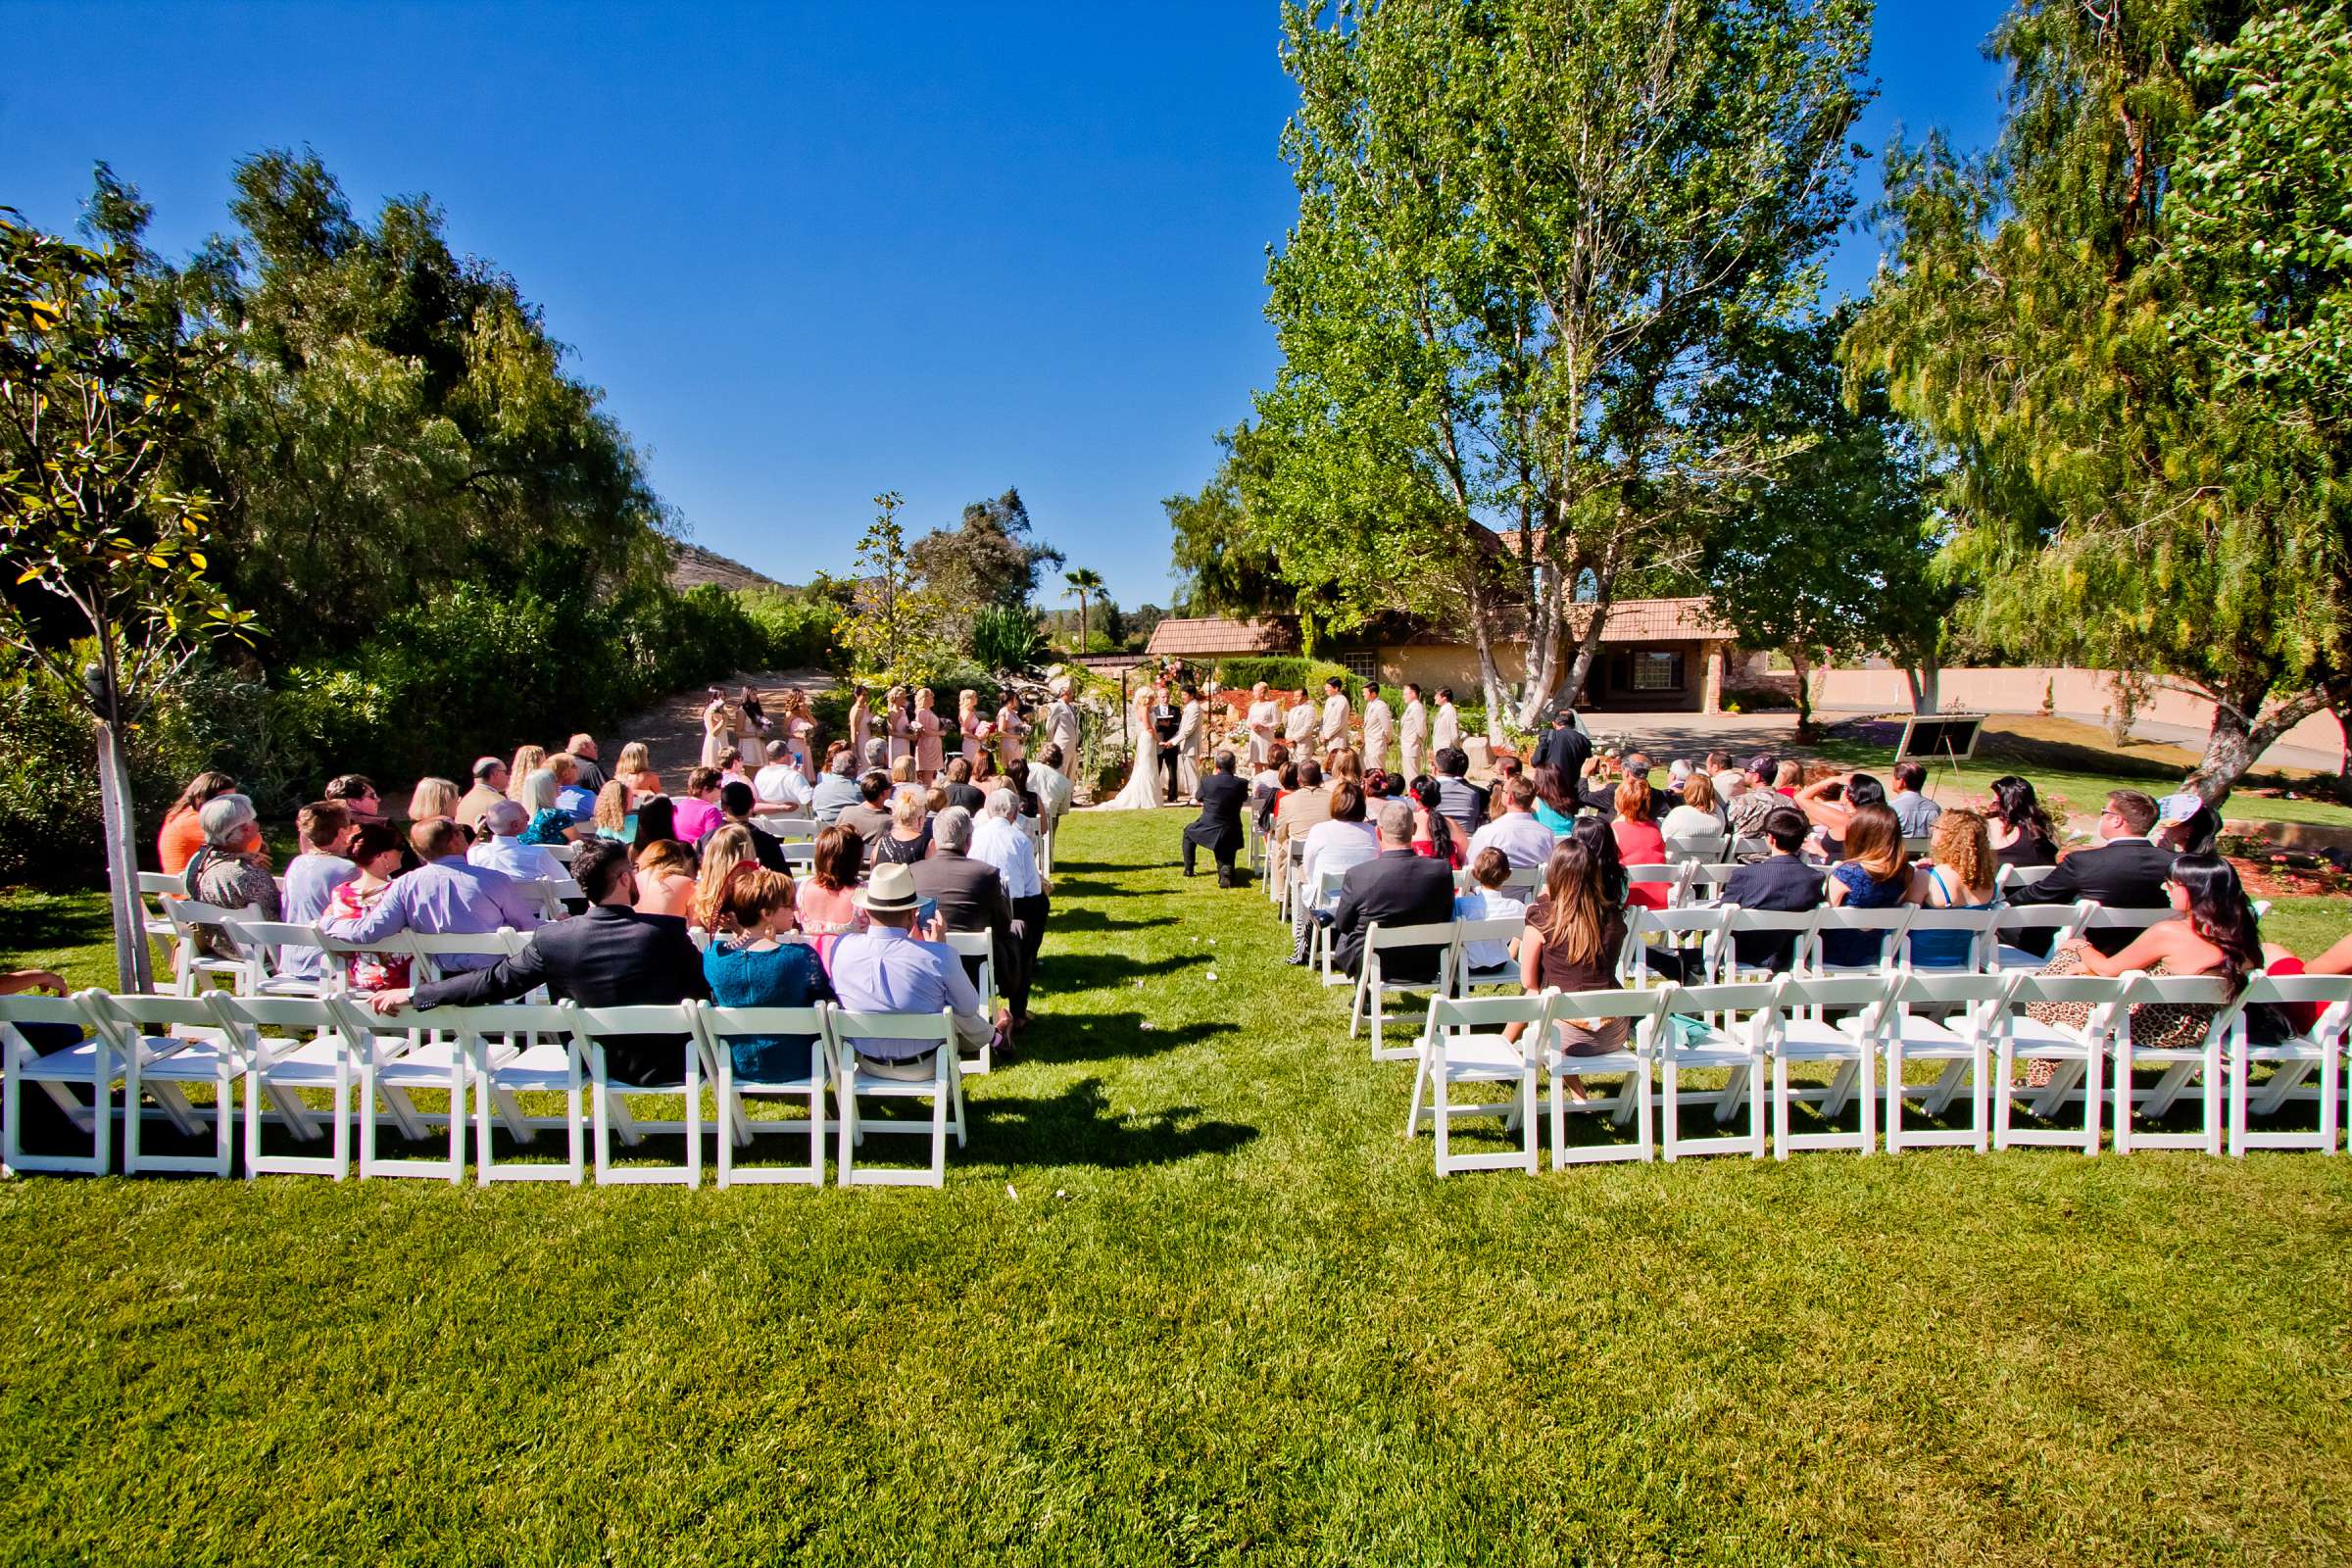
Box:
[1452,849,1526,975]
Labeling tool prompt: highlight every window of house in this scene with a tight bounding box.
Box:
[1338,651,1378,681]
[1630,650,1683,692]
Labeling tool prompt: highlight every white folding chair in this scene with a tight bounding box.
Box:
[541,841,580,864]
[0,991,116,1176]
[1899,907,1999,975]
[455,1003,585,1185]
[1988,903,2093,973]
[1619,906,1728,989]
[326,996,470,1181]
[2112,972,2239,1156]
[1880,972,2009,1154]
[1304,866,1352,986]
[2227,973,2350,1156]
[578,1004,705,1186]
[84,990,245,1177]
[134,871,182,976]
[1406,992,1545,1176]
[1769,975,1896,1157]
[778,841,818,873]
[829,1007,965,1188]
[162,897,253,997]
[509,879,571,925]
[2076,906,2181,951]
[1901,835,1934,860]
[1995,863,2061,893]
[1450,915,1528,996]
[942,931,998,1075]
[1677,862,1744,908]
[1662,833,1726,864]
[1539,985,1674,1168]
[405,930,531,985]
[1651,981,1774,1160]
[219,918,340,998]
[1351,920,1458,1062]
[1989,973,2122,1154]
[1625,863,1690,908]
[694,1001,830,1187]
[1721,907,1823,981]
[1800,906,1915,977]
[202,992,351,1179]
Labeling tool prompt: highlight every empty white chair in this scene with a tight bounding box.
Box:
[695,1002,831,1187]
[541,841,580,864]
[134,871,183,979]
[2111,972,2239,1156]
[84,990,245,1177]
[577,1004,705,1186]
[830,1007,965,1188]
[1539,985,1675,1169]
[202,992,351,1179]
[1304,866,1353,987]
[1880,972,2010,1154]
[328,996,470,1182]
[161,897,253,997]
[1994,863,2061,893]
[1406,992,1545,1176]
[456,1003,585,1185]
[1989,903,2093,973]
[1651,981,1774,1160]
[1350,920,1458,1062]
[1619,906,1728,989]
[404,930,531,986]
[941,931,998,1075]
[0,991,115,1176]
[1769,975,1896,1157]
[1989,973,2122,1154]
[2228,973,2350,1156]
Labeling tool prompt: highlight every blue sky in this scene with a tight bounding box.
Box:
[3,2,2011,613]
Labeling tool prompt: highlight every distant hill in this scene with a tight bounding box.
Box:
[667,540,788,594]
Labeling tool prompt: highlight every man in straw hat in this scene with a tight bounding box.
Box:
[826,862,1004,1076]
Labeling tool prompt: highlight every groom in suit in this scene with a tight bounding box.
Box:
[1151,684,1182,799]
[1182,751,1250,886]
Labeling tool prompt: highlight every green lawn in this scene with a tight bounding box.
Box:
[2,813,2349,1565]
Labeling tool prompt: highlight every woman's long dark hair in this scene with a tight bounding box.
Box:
[631,795,677,851]
[2170,853,2265,996]
[172,769,238,815]
[1988,775,2056,844]
[1569,814,1627,906]
[1529,762,1577,817]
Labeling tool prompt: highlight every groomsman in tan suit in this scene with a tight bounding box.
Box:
[1398,682,1428,780]
[1431,686,1462,757]
[1318,677,1351,763]
[1284,690,1317,753]
[1360,682,1395,774]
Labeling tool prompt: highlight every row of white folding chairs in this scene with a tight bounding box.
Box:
[0,992,971,1188]
[1402,971,2352,1176]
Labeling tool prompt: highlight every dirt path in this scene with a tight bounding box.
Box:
[603,668,840,780]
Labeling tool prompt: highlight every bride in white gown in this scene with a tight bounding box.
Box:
[1101,683,1167,809]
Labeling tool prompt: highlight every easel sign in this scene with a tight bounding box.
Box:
[1893,712,1986,799]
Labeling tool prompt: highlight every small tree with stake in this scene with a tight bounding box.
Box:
[0,210,257,988]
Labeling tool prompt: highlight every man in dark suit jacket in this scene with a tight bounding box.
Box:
[1719,807,1827,971]
[2008,789,2174,956]
[1531,711,1592,788]
[1330,802,1457,980]
[911,805,1027,1016]
[364,840,707,1085]
[1182,751,1250,886]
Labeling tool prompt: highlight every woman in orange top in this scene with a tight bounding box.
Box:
[157,770,237,874]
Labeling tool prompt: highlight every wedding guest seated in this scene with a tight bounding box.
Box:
[182,793,281,959]
[939,756,987,814]
[365,839,708,1086]
[1772,760,1804,797]
[631,838,699,920]
[0,969,78,1054]
[1820,803,1910,968]
[1453,848,1529,975]
[720,782,791,871]
[833,771,897,860]
[1888,760,1942,838]
[2007,788,2172,955]
[1795,769,1885,856]
[1507,838,1632,1098]
[516,768,580,846]
[469,799,570,883]
[874,786,934,867]
[1979,775,2060,868]
[1720,807,1826,972]
[1408,775,1468,868]
[158,769,239,874]
[631,796,677,853]
[1030,744,1075,833]
[613,741,662,802]
[974,789,1049,1025]
[1291,780,1379,963]
[1469,775,1555,868]
[1181,750,1249,887]
[671,767,726,846]
[1258,758,1298,836]
[325,825,413,993]
[1431,749,1488,842]
[827,863,1001,1077]
[1905,808,1999,969]
[753,741,813,813]
[1530,763,1580,837]
[280,802,358,984]
[1609,779,1671,908]
[323,818,545,967]
[693,826,761,936]
[591,780,635,843]
[1661,770,1728,849]
[912,806,1021,1013]
[718,748,752,787]
[794,825,866,954]
[457,757,509,832]
[408,776,463,829]
[1329,802,1455,980]
[565,735,607,794]
[2154,791,2219,856]
[809,749,861,825]
[702,865,832,1081]
[1273,760,1333,863]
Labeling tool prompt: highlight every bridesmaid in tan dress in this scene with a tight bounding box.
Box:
[957,690,983,766]
[848,687,874,768]
[884,687,912,770]
[996,697,1028,767]
[913,688,945,782]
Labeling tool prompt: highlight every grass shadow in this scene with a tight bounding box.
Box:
[0,891,113,958]
[1014,1013,1238,1066]
[1048,909,1180,935]
[1042,878,1148,900]
[975,1075,1258,1168]
[1043,950,1211,993]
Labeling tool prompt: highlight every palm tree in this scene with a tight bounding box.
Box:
[1064,567,1104,654]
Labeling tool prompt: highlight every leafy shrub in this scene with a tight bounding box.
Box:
[969,605,1046,675]
[1211,656,1361,704]
[1720,686,1797,712]
[736,588,843,670]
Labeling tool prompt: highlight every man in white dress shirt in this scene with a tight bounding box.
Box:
[1246,682,1281,765]
[1044,679,1080,770]
[1430,686,1462,757]
[1398,682,1429,780]
[1467,776,1558,867]
[1360,681,1395,774]
[752,740,813,812]
[1318,677,1350,762]
[1284,691,1317,753]
[1172,688,1203,799]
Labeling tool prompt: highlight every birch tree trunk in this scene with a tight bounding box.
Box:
[94,713,154,993]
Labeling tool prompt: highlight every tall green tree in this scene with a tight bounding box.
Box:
[839,491,953,687]
[1062,566,1103,653]
[1845,0,2350,802]
[0,209,257,985]
[910,488,1063,612]
[1258,0,1871,737]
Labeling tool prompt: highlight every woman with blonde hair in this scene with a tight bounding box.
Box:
[848,685,875,768]
[591,779,634,842]
[996,692,1028,767]
[408,776,461,824]
[913,687,945,783]
[693,823,760,934]
[1327,747,1363,788]
[884,686,913,771]
[612,741,662,802]
[957,689,984,767]
[632,837,699,918]
[700,688,735,770]
[506,745,548,803]
[1905,807,2000,969]
[784,690,817,773]
[1660,769,1727,845]
[516,768,579,845]
[876,785,933,865]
